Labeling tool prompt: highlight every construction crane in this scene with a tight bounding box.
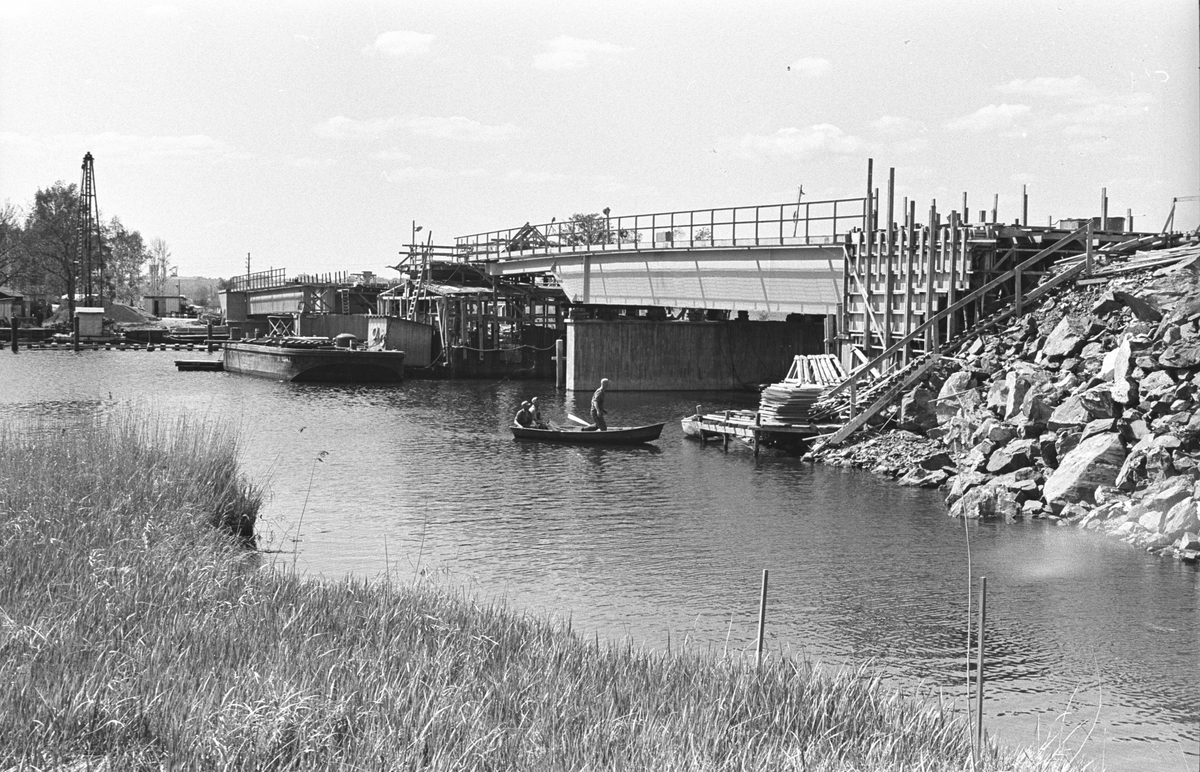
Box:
[73,152,105,313]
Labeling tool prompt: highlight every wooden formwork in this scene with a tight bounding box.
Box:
[841,165,1148,377]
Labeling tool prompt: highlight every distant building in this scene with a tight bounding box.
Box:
[142,295,187,317]
[0,287,23,318]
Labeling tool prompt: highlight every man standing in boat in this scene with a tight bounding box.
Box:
[586,378,609,431]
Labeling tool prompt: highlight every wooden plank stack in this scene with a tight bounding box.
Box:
[758,355,846,423]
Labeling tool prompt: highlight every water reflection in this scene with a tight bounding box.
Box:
[0,351,1196,771]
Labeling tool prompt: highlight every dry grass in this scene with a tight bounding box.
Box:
[0,412,1083,771]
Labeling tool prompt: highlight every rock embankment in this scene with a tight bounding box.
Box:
[813,243,1200,563]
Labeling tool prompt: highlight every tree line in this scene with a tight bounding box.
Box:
[0,181,175,319]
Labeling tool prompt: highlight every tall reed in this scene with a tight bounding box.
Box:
[0,412,1081,771]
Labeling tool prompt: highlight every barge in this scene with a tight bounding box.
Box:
[222,337,405,383]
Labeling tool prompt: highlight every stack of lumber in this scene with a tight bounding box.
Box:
[758,355,846,422]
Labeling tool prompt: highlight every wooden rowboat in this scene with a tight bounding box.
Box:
[510,422,665,445]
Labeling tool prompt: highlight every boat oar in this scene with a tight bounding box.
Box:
[567,413,590,426]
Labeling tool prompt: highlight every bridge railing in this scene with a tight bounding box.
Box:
[454,196,867,261]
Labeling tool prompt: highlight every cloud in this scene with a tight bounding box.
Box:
[996,75,1098,103]
[533,36,626,71]
[364,30,433,58]
[405,116,519,143]
[316,115,518,143]
[944,103,1030,133]
[739,124,864,158]
[787,58,830,78]
[872,115,924,135]
[315,116,402,139]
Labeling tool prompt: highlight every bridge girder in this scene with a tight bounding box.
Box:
[483,245,844,315]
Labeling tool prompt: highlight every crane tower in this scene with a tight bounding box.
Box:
[74,151,105,307]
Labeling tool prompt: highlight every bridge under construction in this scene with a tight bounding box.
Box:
[221,158,1186,437]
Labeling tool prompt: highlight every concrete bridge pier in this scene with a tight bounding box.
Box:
[566,316,827,392]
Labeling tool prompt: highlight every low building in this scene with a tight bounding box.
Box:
[142,295,187,317]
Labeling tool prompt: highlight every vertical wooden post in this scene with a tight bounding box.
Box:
[1022,184,1028,227]
[948,212,959,340]
[883,168,896,353]
[722,410,730,452]
[925,202,938,352]
[850,379,858,418]
[902,198,916,364]
[962,192,968,224]
[991,194,998,224]
[755,569,769,669]
[1100,187,1108,230]
[864,159,875,358]
[975,576,987,756]
[1085,221,1094,277]
[555,338,566,388]
[753,412,761,458]
[1126,208,1133,233]
[72,314,80,352]
[10,317,17,354]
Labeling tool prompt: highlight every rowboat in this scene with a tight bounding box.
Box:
[510,422,665,445]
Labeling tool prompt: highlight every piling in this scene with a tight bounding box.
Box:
[9,317,16,354]
[755,569,769,669]
[555,338,565,388]
[975,576,987,755]
[72,316,79,352]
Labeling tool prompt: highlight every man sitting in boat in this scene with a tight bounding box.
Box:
[514,401,535,428]
[530,397,549,429]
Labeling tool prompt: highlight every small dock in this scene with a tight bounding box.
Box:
[175,360,224,372]
[684,409,840,457]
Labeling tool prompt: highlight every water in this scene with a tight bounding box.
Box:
[3,349,1197,771]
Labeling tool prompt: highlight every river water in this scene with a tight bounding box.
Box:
[2,349,1196,771]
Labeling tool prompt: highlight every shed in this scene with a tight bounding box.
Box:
[0,287,23,318]
[74,307,106,338]
[142,295,186,317]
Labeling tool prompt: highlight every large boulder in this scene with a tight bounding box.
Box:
[949,481,1022,520]
[899,387,939,433]
[1042,432,1127,510]
[1048,396,1090,430]
[1158,339,1200,369]
[1042,317,1087,359]
[1128,479,1193,532]
[986,438,1037,474]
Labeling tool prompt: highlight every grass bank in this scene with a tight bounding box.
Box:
[0,413,1078,771]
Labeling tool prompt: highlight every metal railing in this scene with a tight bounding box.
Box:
[454,197,867,261]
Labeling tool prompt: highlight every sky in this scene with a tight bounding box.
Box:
[1,0,1197,280]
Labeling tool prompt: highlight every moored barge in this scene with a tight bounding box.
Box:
[223,337,405,383]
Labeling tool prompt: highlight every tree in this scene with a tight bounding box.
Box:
[147,238,172,295]
[22,182,79,318]
[105,217,148,306]
[0,201,27,289]
[561,213,612,246]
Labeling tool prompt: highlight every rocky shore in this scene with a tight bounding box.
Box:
[811,240,1200,563]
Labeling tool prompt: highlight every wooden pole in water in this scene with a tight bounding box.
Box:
[10,317,17,354]
[555,338,565,388]
[72,315,80,352]
[975,576,987,756]
[755,569,769,669]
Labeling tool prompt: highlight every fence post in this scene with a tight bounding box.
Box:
[755,569,769,669]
